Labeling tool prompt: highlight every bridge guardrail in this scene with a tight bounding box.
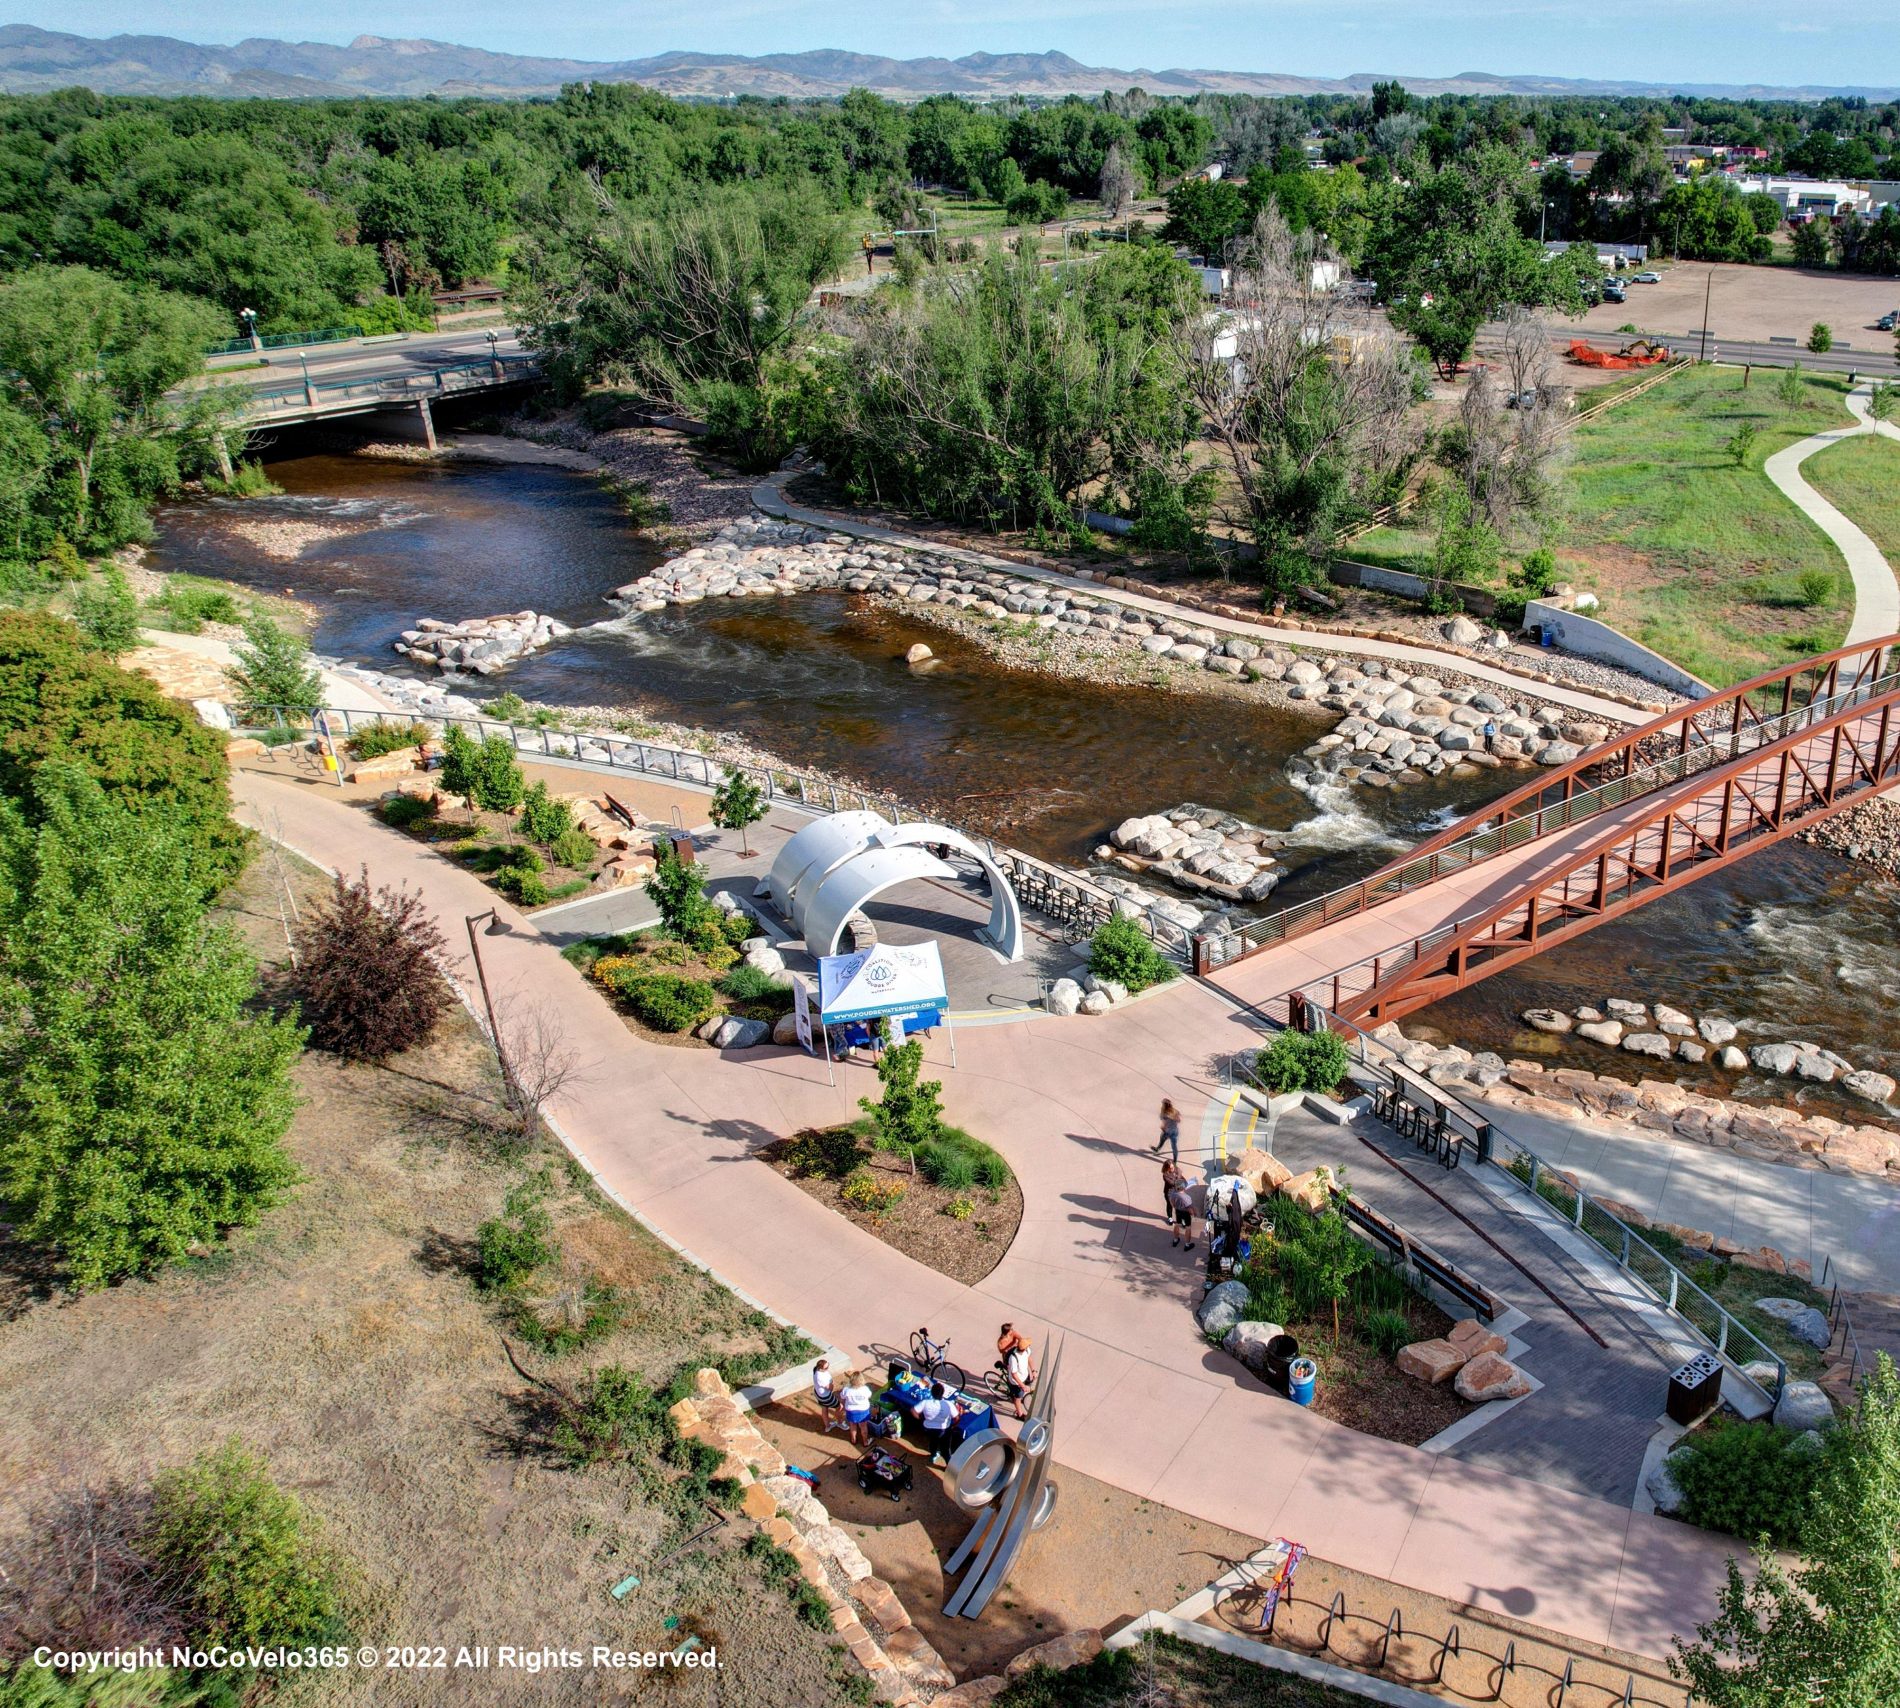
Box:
[247,702,1190,959]
[206,325,369,356]
[237,353,541,416]
[1195,663,1900,971]
[1308,1007,1790,1398]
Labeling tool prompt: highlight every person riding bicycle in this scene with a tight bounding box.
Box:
[995,1322,1037,1420]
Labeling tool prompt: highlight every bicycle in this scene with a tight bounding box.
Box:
[907,1327,968,1393]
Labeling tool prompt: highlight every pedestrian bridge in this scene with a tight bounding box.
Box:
[1201,636,1900,1024]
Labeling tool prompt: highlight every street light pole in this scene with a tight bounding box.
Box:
[298,349,317,407]
[465,909,515,1107]
[240,307,260,353]
[1698,268,1714,363]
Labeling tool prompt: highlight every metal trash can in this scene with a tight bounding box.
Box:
[1263,1334,1299,1397]
[1666,1352,1723,1425]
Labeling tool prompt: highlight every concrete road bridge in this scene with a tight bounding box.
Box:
[1200,635,1900,1023]
[198,327,540,445]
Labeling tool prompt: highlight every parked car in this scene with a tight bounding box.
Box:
[1600,280,1627,304]
[1876,311,1898,331]
[1632,271,1662,283]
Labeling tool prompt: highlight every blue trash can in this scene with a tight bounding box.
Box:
[1288,1356,1318,1407]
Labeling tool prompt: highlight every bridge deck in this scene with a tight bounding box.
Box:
[1209,689,1896,1018]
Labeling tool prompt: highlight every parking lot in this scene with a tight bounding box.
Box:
[1573,259,1900,351]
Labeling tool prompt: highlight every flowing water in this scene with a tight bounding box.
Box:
[152,447,1900,1111]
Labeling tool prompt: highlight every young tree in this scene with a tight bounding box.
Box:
[1304,1204,1370,1345]
[643,837,717,941]
[1776,362,1807,412]
[1178,204,1419,596]
[71,565,143,658]
[292,868,451,1063]
[1808,322,1834,354]
[0,765,303,1290]
[1673,1353,1900,1707]
[494,995,587,1144]
[859,1032,946,1152]
[226,615,321,720]
[439,727,523,814]
[1868,382,1898,426]
[710,765,767,856]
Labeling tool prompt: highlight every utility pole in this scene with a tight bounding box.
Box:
[1698,269,1714,363]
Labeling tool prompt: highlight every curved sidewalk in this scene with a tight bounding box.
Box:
[234,771,1737,1666]
[1763,382,1900,648]
[752,480,1652,729]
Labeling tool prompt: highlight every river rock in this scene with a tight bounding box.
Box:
[1577,1020,1624,1047]
[1844,1070,1897,1103]
[1651,1004,1696,1037]
[1196,1281,1252,1338]
[1718,1046,1748,1071]
[1698,1016,1739,1046]
[1605,998,1649,1023]
[1792,1053,1836,1084]
[1676,1040,1707,1064]
[905,643,934,665]
[1772,1382,1834,1432]
[1522,1008,1574,1033]
[1750,1043,1800,1076]
[1622,1032,1674,1060]
[1753,1298,1832,1348]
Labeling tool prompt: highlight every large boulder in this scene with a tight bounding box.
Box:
[1651,1005,1696,1037]
[707,1016,770,1050]
[1003,1630,1104,1679]
[1522,1008,1573,1033]
[772,1012,801,1047]
[1232,1146,1293,1196]
[1698,1016,1739,1046]
[1622,1032,1674,1060]
[1045,978,1082,1017]
[1646,1453,1686,1515]
[1577,1020,1625,1047]
[1844,1070,1898,1104]
[1195,1281,1252,1339]
[1279,1166,1338,1212]
[1454,1352,1532,1403]
[743,944,786,976]
[1793,1053,1837,1084]
[1222,1319,1284,1374]
[1750,1042,1800,1076]
[1078,990,1113,1016]
[1397,1339,1468,1385]
[1447,1318,1506,1361]
[1753,1298,1832,1349]
[1772,1381,1835,1433]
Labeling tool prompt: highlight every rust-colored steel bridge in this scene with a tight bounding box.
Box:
[1201,636,1900,1025]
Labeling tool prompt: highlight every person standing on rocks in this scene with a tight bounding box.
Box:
[1150,1099,1183,1161]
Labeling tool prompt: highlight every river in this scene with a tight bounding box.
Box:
[151,446,1899,1120]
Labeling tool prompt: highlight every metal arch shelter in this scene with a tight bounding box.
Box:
[761,812,1024,962]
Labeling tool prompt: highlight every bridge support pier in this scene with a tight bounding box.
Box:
[371,399,439,452]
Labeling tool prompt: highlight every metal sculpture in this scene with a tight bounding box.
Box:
[940,1337,1062,1618]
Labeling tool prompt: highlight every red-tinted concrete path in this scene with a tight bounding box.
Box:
[236,771,1733,1665]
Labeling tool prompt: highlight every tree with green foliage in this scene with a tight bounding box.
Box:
[1303,1203,1373,1345]
[859,1032,946,1153]
[438,726,523,814]
[0,765,303,1290]
[147,1439,346,1650]
[1776,363,1807,412]
[0,266,229,565]
[1162,176,1247,260]
[1808,322,1833,354]
[1673,1353,1900,1707]
[710,765,767,856]
[1655,176,1774,264]
[71,565,142,657]
[643,837,717,943]
[517,778,574,845]
[1255,1028,1353,1095]
[1868,382,1898,427]
[225,615,321,720]
[0,611,242,893]
[1727,420,1760,467]
[1791,218,1833,268]
[1087,911,1178,993]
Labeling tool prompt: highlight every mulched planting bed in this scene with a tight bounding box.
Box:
[1280,1292,1472,1444]
[763,1126,1022,1287]
[564,927,792,1049]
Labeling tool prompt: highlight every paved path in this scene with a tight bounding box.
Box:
[233,771,1737,1665]
[752,480,1654,728]
[1763,382,1900,649]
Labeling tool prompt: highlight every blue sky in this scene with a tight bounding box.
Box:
[45,1,1900,90]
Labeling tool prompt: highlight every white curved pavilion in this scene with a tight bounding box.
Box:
[761,812,1024,962]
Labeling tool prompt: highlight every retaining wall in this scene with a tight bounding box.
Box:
[1524,601,1714,699]
[1329,559,1499,619]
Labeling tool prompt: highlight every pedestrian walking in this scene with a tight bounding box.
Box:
[1149,1099,1182,1161]
[1163,1160,1196,1250]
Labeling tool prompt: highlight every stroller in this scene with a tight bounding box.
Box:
[857,1447,913,1502]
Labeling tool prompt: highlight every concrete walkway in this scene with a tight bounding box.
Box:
[752,479,1653,728]
[234,771,1737,1666]
[1763,382,1900,649]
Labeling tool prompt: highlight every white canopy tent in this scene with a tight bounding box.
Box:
[799,940,955,1084]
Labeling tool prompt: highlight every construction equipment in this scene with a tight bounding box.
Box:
[1567,337,1673,370]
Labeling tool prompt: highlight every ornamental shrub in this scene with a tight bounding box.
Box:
[1087,911,1177,993]
[1255,1028,1352,1095]
[476,1179,556,1293]
[344,718,427,760]
[1796,569,1836,609]
[841,1167,906,1219]
[1671,1418,1820,1546]
[378,792,436,828]
[621,972,719,1033]
[554,1365,657,1466]
[549,826,596,871]
[72,566,141,657]
[782,1127,866,1179]
[292,867,452,1062]
[146,1440,346,1651]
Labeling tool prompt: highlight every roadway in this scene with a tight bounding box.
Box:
[204,326,529,403]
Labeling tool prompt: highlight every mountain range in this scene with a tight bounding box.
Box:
[1,26,1893,103]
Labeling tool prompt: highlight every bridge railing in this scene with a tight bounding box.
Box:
[206,324,367,356]
[237,353,541,416]
[248,702,1191,959]
[1195,662,1900,971]
[1306,1007,1789,1399]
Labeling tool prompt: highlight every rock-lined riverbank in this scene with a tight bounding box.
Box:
[606,518,1601,790]
[1100,805,1285,904]
[395,610,571,673]
[1800,792,1900,880]
[1370,1022,1900,1182]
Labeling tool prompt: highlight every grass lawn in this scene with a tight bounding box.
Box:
[1804,430,1900,571]
[1552,364,1856,686]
